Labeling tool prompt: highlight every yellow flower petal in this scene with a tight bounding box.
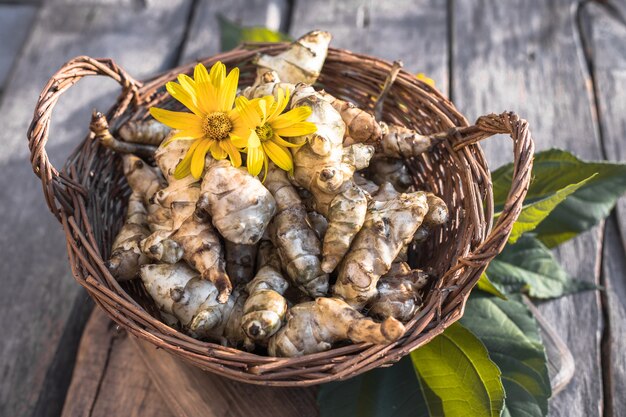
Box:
[271,106,313,129]
[209,141,228,160]
[191,139,212,179]
[219,67,239,111]
[247,129,262,148]
[177,74,196,96]
[166,81,202,116]
[246,145,264,176]
[149,107,204,133]
[220,140,242,167]
[263,140,293,172]
[267,87,290,122]
[230,133,249,148]
[174,139,202,179]
[209,61,226,88]
[270,133,303,148]
[236,96,262,127]
[193,63,217,113]
[273,121,317,137]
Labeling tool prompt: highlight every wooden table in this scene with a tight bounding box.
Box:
[1,0,624,416]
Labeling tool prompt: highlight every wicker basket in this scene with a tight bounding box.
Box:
[27,44,534,386]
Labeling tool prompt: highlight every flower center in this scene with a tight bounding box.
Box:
[203,112,232,141]
[255,123,274,142]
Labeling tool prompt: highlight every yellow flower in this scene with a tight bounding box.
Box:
[149,62,255,179]
[236,88,317,179]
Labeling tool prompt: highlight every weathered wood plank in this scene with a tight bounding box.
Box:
[600,217,626,417]
[0,2,193,416]
[584,3,626,416]
[61,309,173,417]
[0,5,37,91]
[585,2,626,251]
[132,336,318,417]
[290,0,449,95]
[180,0,288,61]
[452,1,604,415]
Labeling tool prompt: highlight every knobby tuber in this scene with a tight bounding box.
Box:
[368,157,413,192]
[333,184,429,308]
[140,263,250,347]
[90,111,157,159]
[197,157,276,245]
[265,165,328,297]
[368,262,429,322]
[106,192,150,281]
[139,140,201,263]
[268,297,406,357]
[225,241,258,286]
[119,119,171,146]
[241,239,289,342]
[254,30,332,85]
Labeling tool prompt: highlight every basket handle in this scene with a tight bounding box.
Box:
[437,111,534,303]
[27,56,140,217]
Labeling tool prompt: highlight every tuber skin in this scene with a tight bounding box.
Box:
[140,263,251,348]
[306,211,328,242]
[265,165,328,297]
[353,172,380,195]
[319,92,382,145]
[254,30,332,85]
[225,241,258,286]
[197,157,276,245]
[333,183,429,308]
[241,239,289,342]
[268,297,405,357]
[246,77,375,273]
[106,192,150,281]
[90,111,157,159]
[378,122,432,159]
[171,210,231,303]
[119,119,171,146]
[368,262,429,322]
[367,157,413,192]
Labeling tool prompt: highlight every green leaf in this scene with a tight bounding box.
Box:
[411,322,505,417]
[497,175,594,244]
[486,235,596,298]
[461,293,551,417]
[492,149,626,247]
[317,356,430,417]
[476,272,508,300]
[218,15,291,52]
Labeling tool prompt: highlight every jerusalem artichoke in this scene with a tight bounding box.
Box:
[140,263,249,347]
[197,157,276,245]
[367,157,413,192]
[268,297,405,357]
[368,263,429,322]
[241,239,289,342]
[90,111,157,159]
[106,192,150,281]
[333,184,429,308]
[265,165,328,297]
[225,241,257,286]
[119,119,171,146]
[254,30,331,85]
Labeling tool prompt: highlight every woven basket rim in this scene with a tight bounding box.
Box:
[26,44,535,386]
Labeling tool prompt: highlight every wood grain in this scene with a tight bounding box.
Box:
[61,308,173,417]
[0,5,37,91]
[452,1,605,416]
[289,0,449,95]
[132,337,318,417]
[585,1,626,249]
[0,2,193,416]
[585,3,626,416]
